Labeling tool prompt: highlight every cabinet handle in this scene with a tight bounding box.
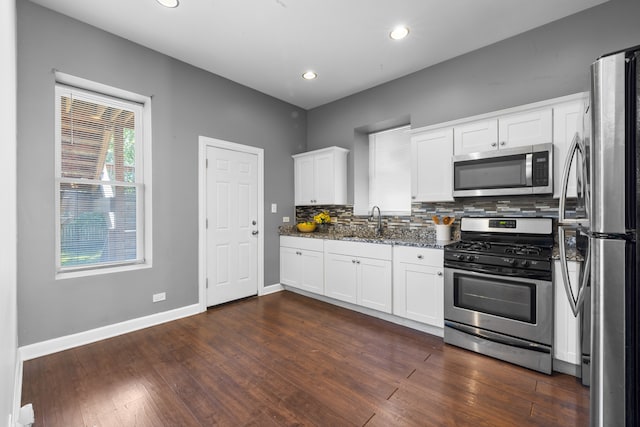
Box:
[356,260,361,264]
[352,259,356,263]
[412,196,416,200]
[417,255,424,259]
[437,271,443,276]
[500,141,506,146]
[491,142,497,147]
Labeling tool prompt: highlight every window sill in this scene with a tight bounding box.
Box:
[55,261,152,280]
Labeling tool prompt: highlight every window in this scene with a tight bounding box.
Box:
[368,126,411,215]
[55,75,151,276]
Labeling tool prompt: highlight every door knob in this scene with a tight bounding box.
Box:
[252,230,259,235]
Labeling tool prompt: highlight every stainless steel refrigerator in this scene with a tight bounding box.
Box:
[558,45,640,427]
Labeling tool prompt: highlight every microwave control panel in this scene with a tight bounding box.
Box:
[532,152,549,186]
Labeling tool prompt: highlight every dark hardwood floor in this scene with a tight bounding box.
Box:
[22,291,589,426]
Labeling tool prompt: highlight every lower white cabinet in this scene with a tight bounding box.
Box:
[324,240,393,313]
[280,236,324,295]
[554,260,582,365]
[393,246,444,328]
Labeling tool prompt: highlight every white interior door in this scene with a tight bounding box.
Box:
[206,146,258,306]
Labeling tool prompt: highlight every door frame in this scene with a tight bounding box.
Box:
[198,136,264,312]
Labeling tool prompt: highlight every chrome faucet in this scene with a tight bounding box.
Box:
[370,205,383,236]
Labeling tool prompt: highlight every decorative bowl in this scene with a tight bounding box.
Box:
[297,222,317,233]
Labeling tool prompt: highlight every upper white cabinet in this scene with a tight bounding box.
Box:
[393,246,444,328]
[293,146,349,206]
[411,128,454,202]
[553,98,587,198]
[324,240,393,313]
[454,108,552,155]
[453,120,498,154]
[554,260,582,366]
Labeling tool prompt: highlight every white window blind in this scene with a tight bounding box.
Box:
[55,84,146,272]
[369,126,411,215]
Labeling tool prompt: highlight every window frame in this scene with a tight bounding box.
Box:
[54,72,153,279]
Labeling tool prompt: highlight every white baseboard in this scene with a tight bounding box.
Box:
[260,283,283,296]
[19,303,201,362]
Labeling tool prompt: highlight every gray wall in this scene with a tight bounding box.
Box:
[1,0,18,421]
[307,0,640,203]
[17,0,305,346]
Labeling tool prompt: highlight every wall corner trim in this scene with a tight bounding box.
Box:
[18,304,201,362]
[11,353,22,427]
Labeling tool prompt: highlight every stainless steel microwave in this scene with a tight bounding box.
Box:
[452,143,553,197]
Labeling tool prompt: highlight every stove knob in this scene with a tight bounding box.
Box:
[456,254,466,261]
[507,258,517,266]
[468,255,476,262]
[520,260,530,267]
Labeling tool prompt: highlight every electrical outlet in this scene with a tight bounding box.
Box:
[152,292,166,303]
[283,216,290,223]
[271,203,277,213]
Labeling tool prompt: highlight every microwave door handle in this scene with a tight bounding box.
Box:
[525,153,533,186]
[559,133,580,224]
[557,225,590,317]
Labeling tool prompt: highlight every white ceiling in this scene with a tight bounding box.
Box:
[29,0,608,109]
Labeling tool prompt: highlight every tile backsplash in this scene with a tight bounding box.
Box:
[295,196,579,239]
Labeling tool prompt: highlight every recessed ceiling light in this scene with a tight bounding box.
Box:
[390,26,409,40]
[156,0,179,8]
[302,71,317,80]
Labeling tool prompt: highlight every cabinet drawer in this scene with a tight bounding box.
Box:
[393,246,443,267]
[280,236,324,252]
[324,240,392,260]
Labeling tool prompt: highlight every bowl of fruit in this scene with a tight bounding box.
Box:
[296,221,317,233]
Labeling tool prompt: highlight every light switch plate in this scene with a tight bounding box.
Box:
[271,203,277,213]
[283,216,290,223]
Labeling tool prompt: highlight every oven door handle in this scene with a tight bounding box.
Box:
[445,321,551,354]
[445,266,549,284]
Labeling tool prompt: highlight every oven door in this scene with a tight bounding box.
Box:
[444,267,553,346]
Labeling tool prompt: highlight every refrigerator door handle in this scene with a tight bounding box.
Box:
[559,132,586,224]
[558,225,591,317]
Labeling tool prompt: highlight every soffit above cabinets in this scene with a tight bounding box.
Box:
[30,0,608,109]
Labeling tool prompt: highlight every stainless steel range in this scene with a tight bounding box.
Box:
[443,217,554,374]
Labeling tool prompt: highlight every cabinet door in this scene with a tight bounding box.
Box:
[280,246,302,287]
[394,261,444,327]
[325,252,358,304]
[294,155,316,205]
[554,260,582,365]
[358,257,392,313]
[498,108,552,150]
[553,100,584,198]
[300,250,324,294]
[411,128,454,202]
[313,151,335,204]
[454,119,498,155]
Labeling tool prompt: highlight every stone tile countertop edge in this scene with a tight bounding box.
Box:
[278,225,449,249]
[279,225,584,261]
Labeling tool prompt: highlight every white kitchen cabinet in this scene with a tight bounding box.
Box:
[498,108,553,149]
[553,98,587,198]
[293,146,349,206]
[554,260,582,366]
[453,108,552,155]
[393,246,444,328]
[324,240,393,313]
[280,236,324,295]
[411,128,454,202]
[453,119,498,154]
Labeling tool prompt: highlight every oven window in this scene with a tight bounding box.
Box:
[453,274,536,323]
[454,155,527,190]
